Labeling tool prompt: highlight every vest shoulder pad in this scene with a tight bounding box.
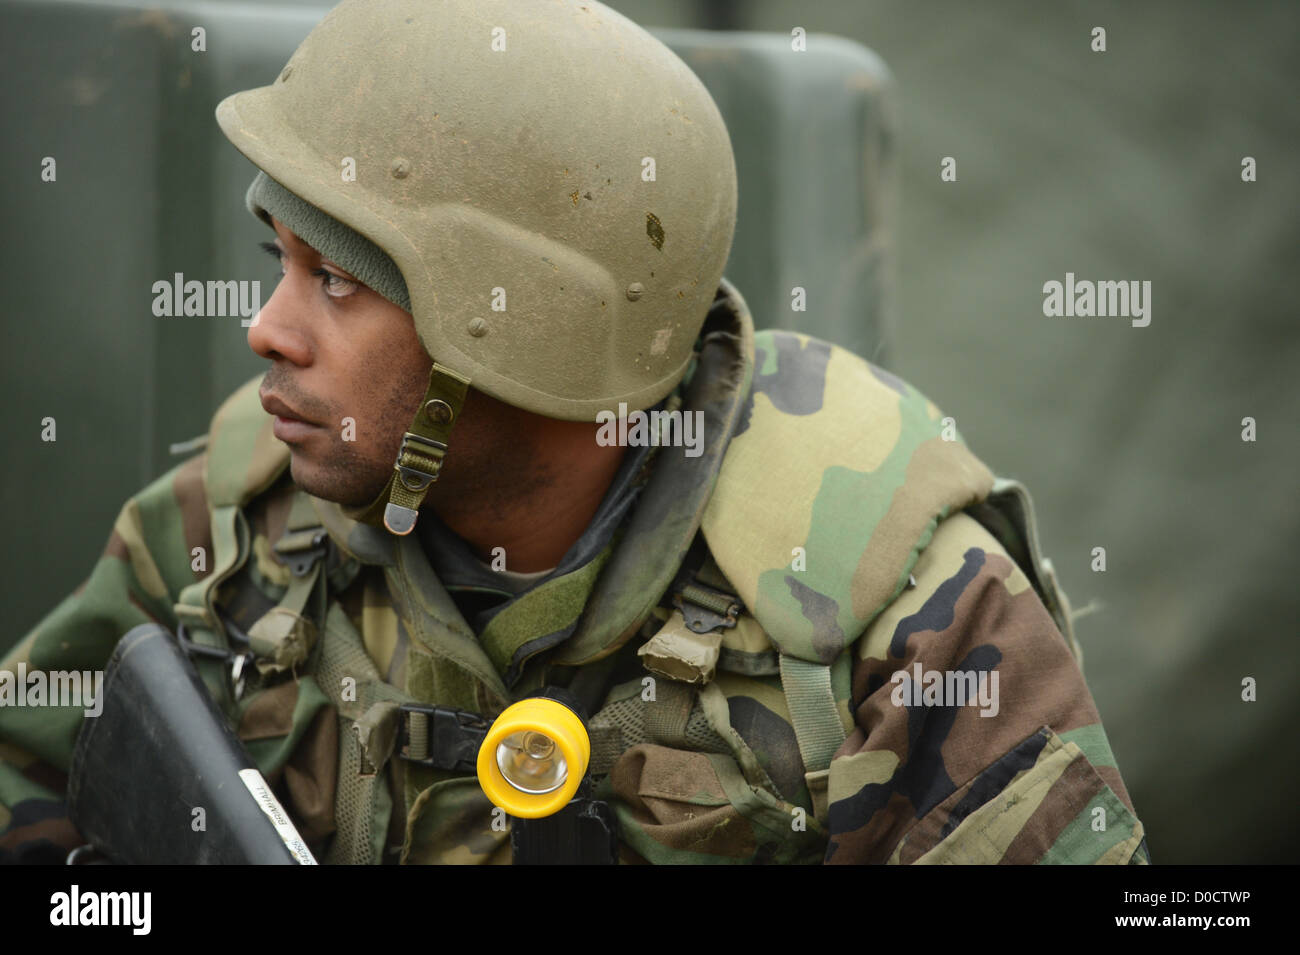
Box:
[701,330,995,664]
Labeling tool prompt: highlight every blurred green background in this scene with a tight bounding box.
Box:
[2,0,1296,864]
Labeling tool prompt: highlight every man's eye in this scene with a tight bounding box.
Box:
[313,269,358,298]
[258,241,356,298]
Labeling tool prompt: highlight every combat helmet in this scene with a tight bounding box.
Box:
[215,0,738,534]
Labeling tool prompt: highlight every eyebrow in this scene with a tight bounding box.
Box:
[257,240,357,280]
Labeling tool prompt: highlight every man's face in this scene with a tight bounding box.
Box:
[249,217,432,507]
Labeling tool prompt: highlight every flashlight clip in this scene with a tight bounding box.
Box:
[510,779,619,865]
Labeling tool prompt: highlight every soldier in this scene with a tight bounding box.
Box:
[0,0,1147,864]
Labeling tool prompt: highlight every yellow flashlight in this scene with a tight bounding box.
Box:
[476,695,590,818]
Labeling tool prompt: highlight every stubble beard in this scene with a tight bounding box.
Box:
[270,361,560,522]
[289,437,391,509]
[269,366,424,509]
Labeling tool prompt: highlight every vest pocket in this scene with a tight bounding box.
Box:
[402,775,510,864]
[599,743,826,864]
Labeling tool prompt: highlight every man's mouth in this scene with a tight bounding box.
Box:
[260,391,323,442]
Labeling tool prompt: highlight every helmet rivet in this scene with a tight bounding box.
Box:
[279,65,293,82]
[391,158,410,179]
[626,282,645,301]
[468,318,488,337]
[424,399,454,424]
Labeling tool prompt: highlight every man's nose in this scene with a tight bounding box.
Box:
[247,276,313,365]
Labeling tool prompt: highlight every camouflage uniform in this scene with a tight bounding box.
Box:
[0,280,1149,864]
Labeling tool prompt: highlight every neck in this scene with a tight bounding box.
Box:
[423,428,626,573]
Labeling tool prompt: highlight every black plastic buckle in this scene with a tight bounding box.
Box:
[176,620,256,700]
[396,703,490,773]
[273,527,330,578]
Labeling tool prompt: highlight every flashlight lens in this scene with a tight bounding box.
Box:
[496,730,568,794]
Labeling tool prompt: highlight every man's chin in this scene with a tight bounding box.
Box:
[287,455,387,509]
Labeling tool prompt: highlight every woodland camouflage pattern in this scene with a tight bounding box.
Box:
[0,284,1147,864]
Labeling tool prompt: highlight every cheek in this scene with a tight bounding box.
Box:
[339,303,432,443]
[360,346,432,442]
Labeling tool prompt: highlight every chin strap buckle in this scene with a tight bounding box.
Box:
[348,362,469,536]
[341,363,470,535]
[385,431,450,535]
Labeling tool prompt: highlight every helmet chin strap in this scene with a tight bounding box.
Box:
[344,362,470,535]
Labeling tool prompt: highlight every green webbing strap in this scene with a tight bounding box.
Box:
[245,570,320,673]
[780,655,847,824]
[247,492,328,674]
[405,710,430,761]
[345,363,470,536]
[173,503,245,715]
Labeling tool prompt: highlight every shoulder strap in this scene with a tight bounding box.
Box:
[245,491,330,676]
[173,488,332,711]
[779,655,846,826]
[171,377,292,714]
[173,503,248,716]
